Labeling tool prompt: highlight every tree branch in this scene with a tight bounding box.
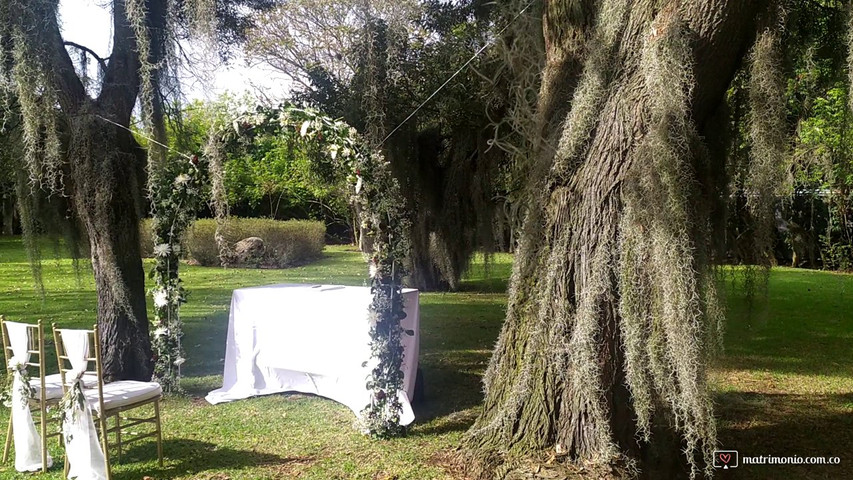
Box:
[64,41,109,71]
[10,1,88,113]
[97,0,144,121]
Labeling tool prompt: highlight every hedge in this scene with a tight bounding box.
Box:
[184,218,325,267]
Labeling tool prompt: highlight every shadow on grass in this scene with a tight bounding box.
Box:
[715,391,853,480]
[411,297,505,434]
[718,350,853,378]
[412,361,484,434]
[115,438,310,480]
[457,277,509,294]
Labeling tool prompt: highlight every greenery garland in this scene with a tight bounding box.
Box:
[149,154,207,393]
[211,104,411,437]
[0,359,33,408]
[357,152,412,437]
[58,377,86,441]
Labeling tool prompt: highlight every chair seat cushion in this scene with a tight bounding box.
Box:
[30,373,98,400]
[85,381,162,412]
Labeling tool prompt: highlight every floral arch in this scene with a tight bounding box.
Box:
[150,104,411,437]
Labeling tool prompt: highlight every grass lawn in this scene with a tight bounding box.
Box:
[0,236,850,479]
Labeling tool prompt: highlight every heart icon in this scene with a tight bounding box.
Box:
[719,453,731,464]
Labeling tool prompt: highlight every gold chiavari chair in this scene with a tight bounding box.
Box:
[0,317,61,473]
[53,324,163,480]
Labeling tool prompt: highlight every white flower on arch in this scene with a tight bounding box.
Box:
[174,174,191,186]
[153,289,169,308]
[153,243,171,257]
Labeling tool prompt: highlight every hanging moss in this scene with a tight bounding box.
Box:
[847,1,853,116]
[621,15,717,476]
[5,1,63,195]
[747,20,790,270]
[551,0,627,181]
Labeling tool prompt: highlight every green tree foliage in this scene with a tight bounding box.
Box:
[719,0,853,271]
[159,96,355,239]
[794,86,853,269]
[225,134,352,225]
[780,0,852,270]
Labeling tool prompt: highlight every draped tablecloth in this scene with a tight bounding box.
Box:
[205,284,420,425]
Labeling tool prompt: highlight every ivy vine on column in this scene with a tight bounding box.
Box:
[149,154,206,393]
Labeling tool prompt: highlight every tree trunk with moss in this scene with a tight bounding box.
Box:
[2,0,157,381]
[68,112,152,381]
[466,1,774,477]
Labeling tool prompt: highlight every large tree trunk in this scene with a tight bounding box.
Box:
[466,1,769,477]
[5,0,161,381]
[68,111,152,382]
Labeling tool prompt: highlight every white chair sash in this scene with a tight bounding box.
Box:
[6,321,52,472]
[59,329,107,480]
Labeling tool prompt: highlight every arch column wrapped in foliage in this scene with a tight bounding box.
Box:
[205,104,412,437]
[148,154,207,393]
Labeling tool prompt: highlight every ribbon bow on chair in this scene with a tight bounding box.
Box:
[67,366,87,387]
[5,323,51,472]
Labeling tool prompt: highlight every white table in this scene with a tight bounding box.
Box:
[205,284,420,425]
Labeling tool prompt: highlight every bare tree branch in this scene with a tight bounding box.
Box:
[64,41,110,72]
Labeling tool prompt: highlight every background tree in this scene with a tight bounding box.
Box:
[0,0,273,380]
[0,112,19,236]
[793,86,853,268]
[464,0,791,477]
[784,0,852,270]
[720,0,852,272]
[156,96,356,241]
[246,0,507,290]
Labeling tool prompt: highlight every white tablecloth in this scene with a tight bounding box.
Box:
[205,284,420,425]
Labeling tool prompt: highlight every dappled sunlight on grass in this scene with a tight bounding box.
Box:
[1,237,852,478]
[0,238,504,479]
[715,267,853,479]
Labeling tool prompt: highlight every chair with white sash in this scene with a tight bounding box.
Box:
[0,317,58,473]
[53,324,163,480]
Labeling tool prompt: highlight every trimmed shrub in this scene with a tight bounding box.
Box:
[185,218,325,268]
[184,220,221,266]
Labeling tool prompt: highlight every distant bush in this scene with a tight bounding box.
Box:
[184,220,221,266]
[185,218,325,268]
